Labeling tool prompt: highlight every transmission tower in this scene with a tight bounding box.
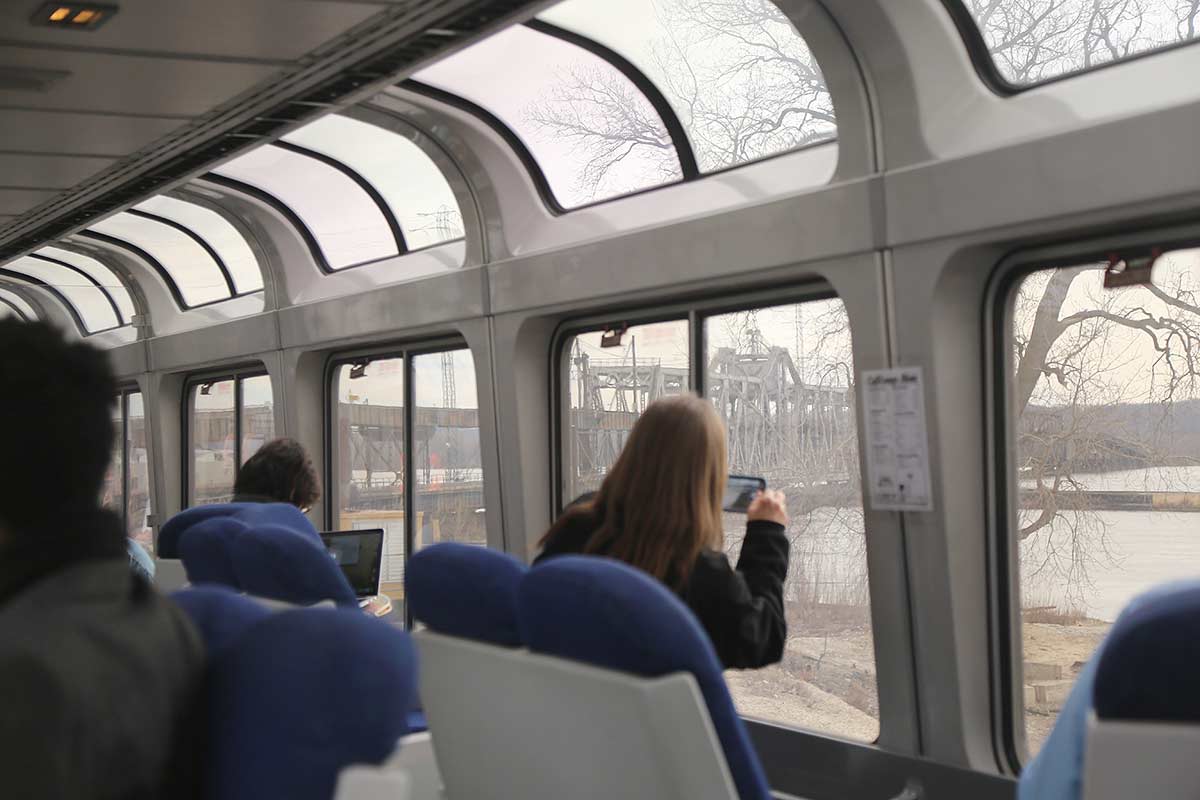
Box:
[441,351,456,409]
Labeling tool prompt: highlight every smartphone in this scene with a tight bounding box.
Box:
[722,475,766,513]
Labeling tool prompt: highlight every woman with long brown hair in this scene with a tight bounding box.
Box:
[535,394,789,669]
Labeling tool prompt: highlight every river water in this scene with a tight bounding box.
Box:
[1021,467,1200,622]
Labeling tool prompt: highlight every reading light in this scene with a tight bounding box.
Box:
[30,2,117,30]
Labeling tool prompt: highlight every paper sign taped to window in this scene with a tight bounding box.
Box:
[862,367,933,512]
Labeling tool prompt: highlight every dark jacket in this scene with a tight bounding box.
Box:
[0,521,205,800]
[535,510,790,669]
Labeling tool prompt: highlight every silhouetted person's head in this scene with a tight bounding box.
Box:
[234,437,321,511]
[0,320,117,547]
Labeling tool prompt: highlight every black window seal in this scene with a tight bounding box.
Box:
[0,293,29,321]
[203,172,456,275]
[403,23,839,216]
[272,140,409,255]
[124,208,239,299]
[939,0,1200,95]
[27,252,127,325]
[0,269,115,335]
[77,229,234,312]
[403,80,567,216]
[182,366,270,509]
[526,18,700,181]
[984,225,1200,773]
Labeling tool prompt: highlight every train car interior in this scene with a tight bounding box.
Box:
[2,0,1200,797]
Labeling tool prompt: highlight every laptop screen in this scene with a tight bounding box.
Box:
[320,529,384,598]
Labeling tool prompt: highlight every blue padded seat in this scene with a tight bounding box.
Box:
[204,607,418,800]
[171,585,272,657]
[1093,580,1200,723]
[158,503,258,558]
[1018,579,1200,800]
[159,502,322,558]
[518,556,771,800]
[231,524,358,608]
[178,516,244,589]
[407,542,528,646]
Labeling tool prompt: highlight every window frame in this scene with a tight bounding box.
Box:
[0,269,114,335]
[550,280,876,741]
[324,336,473,629]
[109,386,147,537]
[940,0,1200,95]
[81,198,268,311]
[182,365,272,507]
[984,225,1200,771]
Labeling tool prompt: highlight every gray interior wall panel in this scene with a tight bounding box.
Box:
[276,267,487,348]
[487,178,881,316]
[149,313,280,373]
[885,100,1200,247]
[107,340,148,379]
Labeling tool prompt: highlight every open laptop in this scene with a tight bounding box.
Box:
[320,529,384,608]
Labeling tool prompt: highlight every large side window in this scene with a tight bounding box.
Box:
[103,389,153,552]
[560,318,690,503]
[555,295,876,741]
[188,371,275,505]
[413,350,484,549]
[704,298,875,742]
[331,345,483,625]
[1006,249,1200,756]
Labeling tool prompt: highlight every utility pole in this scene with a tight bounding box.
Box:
[441,351,456,409]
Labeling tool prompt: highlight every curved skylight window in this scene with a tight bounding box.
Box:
[133,197,263,294]
[282,115,464,251]
[0,287,36,321]
[37,245,135,323]
[538,0,836,172]
[211,144,399,270]
[950,0,1200,86]
[88,211,234,308]
[415,24,683,209]
[3,256,121,332]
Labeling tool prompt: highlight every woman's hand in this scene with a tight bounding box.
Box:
[747,489,788,526]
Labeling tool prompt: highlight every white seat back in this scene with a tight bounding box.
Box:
[415,630,738,800]
[1083,714,1200,800]
[153,558,189,591]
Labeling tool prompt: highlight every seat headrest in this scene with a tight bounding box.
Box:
[230,525,358,608]
[407,543,527,646]
[1094,580,1200,723]
[171,585,272,657]
[178,516,245,589]
[205,608,418,800]
[158,502,321,558]
[158,503,258,558]
[518,556,770,800]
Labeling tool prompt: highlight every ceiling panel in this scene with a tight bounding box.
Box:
[0,109,187,156]
[0,0,381,62]
[0,153,115,187]
[0,46,281,115]
[0,188,60,215]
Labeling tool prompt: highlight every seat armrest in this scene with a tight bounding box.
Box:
[334,765,411,800]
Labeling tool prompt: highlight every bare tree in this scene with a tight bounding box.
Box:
[524,0,833,201]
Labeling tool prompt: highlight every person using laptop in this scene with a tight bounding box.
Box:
[233,437,321,512]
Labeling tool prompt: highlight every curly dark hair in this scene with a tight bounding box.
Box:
[234,437,321,509]
[0,320,117,532]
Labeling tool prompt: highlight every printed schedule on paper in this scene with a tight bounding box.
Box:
[862,366,933,512]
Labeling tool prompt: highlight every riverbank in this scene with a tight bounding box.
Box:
[720,615,1110,754]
